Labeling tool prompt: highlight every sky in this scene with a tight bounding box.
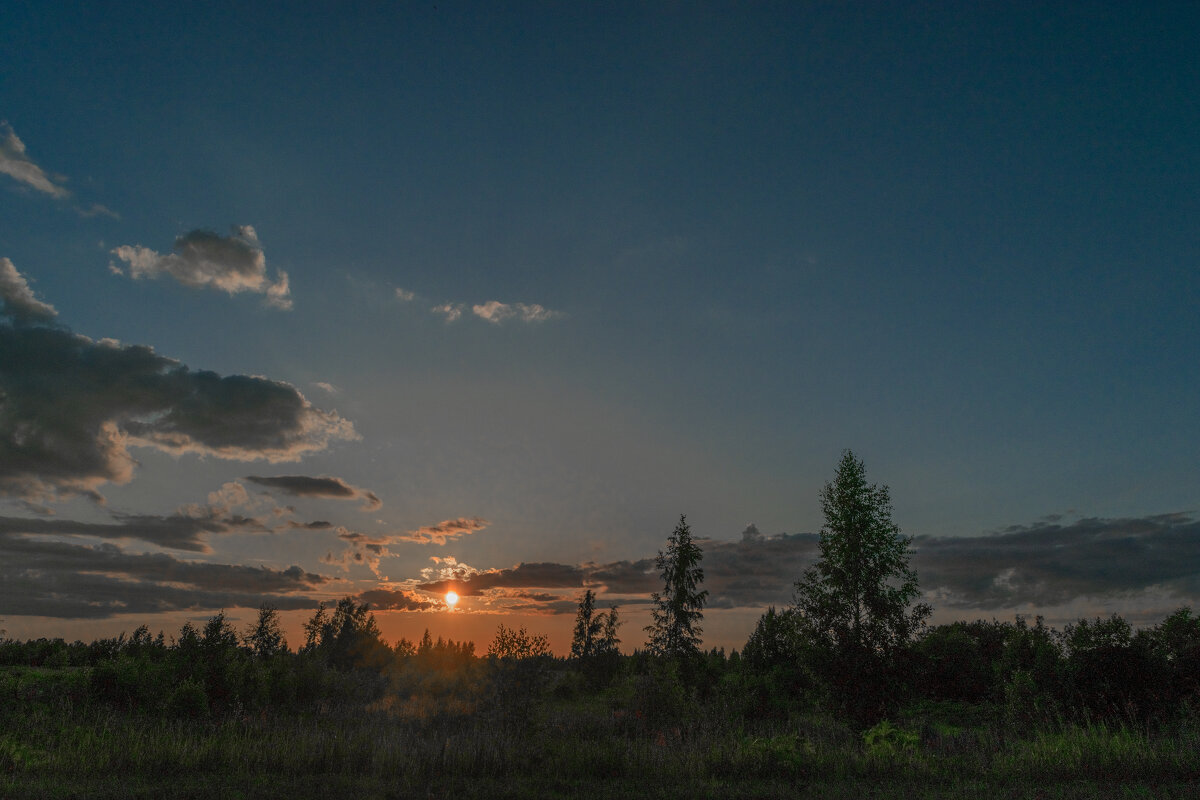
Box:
[1,2,1198,654]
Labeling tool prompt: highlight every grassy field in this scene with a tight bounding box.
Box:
[4,666,1200,798]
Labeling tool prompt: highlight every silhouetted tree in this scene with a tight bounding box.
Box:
[488,624,550,659]
[571,590,622,659]
[645,514,707,662]
[792,451,930,721]
[244,604,288,659]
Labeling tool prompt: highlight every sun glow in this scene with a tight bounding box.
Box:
[445,590,459,608]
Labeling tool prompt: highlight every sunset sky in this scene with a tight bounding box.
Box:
[2,3,1198,653]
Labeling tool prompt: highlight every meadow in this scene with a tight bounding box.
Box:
[4,603,1200,798]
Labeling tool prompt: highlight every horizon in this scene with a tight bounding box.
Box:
[3,3,1198,655]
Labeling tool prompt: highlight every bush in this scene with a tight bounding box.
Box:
[165,678,209,720]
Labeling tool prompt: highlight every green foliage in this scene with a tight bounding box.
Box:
[1061,614,1160,720]
[645,514,708,662]
[914,623,995,703]
[792,451,930,721]
[165,678,209,720]
[862,719,920,759]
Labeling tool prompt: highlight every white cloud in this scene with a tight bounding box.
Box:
[430,299,564,324]
[431,302,464,322]
[395,287,416,302]
[0,121,69,198]
[110,225,292,309]
[472,300,563,324]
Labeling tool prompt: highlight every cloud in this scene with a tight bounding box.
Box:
[0,258,57,324]
[430,300,564,324]
[109,226,292,309]
[0,122,69,198]
[0,510,268,553]
[314,382,339,394]
[912,513,1200,609]
[398,512,1200,617]
[471,300,563,324]
[0,269,357,502]
[399,517,488,545]
[245,475,382,511]
[321,518,489,578]
[431,303,464,322]
[394,287,415,302]
[0,533,328,618]
[354,586,435,611]
[79,203,120,220]
[418,561,590,598]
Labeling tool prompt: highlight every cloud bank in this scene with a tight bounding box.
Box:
[0,532,328,618]
[110,226,292,309]
[0,258,58,324]
[0,261,356,503]
[398,514,1200,618]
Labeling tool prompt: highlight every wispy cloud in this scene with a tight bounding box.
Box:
[428,299,564,325]
[322,518,490,578]
[400,517,489,545]
[110,226,292,309]
[0,262,356,503]
[394,287,416,302]
[246,475,382,511]
[471,300,563,324]
[0,121,69,198]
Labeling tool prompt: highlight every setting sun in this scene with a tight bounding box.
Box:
[445,590,459,608]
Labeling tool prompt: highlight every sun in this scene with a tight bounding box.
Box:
[445,590,459,609]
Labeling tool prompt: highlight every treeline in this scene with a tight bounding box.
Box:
[5,450,1199,734]
[5,601,1200,733]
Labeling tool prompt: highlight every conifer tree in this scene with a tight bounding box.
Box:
[645,514,707,660]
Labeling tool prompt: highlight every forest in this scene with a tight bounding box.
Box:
[4,454,1200,798]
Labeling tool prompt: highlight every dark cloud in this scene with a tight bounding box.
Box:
[0,511,269,553]
[246,475,382,511]
[418,561,589,597]
[0,534,327,618]
[0,258,57,324]
[0,274,356,502]
[354,587,435,611]
[912,513,1200,609]
[401,514,1200,616]
[110,226,291,309]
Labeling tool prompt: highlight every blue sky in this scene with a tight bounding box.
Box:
[2,2,1198,652]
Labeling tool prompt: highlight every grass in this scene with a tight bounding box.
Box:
[5,667,1200,798]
